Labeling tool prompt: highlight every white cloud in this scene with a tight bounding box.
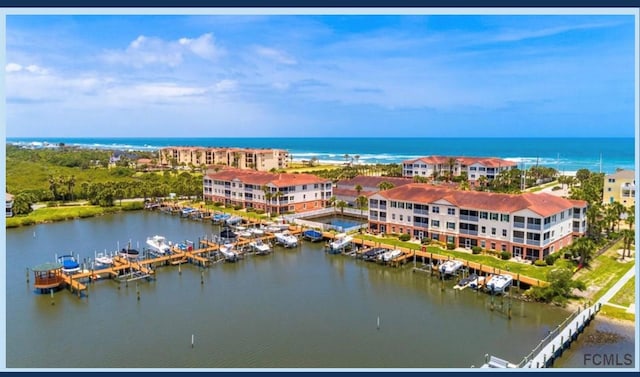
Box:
[256,46,297,65]
[5,63,22,72]
[103,33,223,68]
[214,79,237,92]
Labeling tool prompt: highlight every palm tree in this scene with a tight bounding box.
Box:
[262,185,273,218]
[327,195,337,212]
[67,175,76,201]
[571,237,596,267]
[413,175,427,183]
[378,181,395,191]
[344,154,350,166]
[48,175,59,201]
[354,184,363,198]
[356,195,368,218]
[336,200,347,215]
[625,204,635,230]
[608,202,626,232]
[446,157,457,182]
[621,228,635,259]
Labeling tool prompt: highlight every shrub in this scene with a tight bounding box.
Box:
[421,238,431,245]
[545,253,560,266]
[213,202,223,207]
[551,186,562,191]
[446,243,455,250]
[255,209,265,215]
[500,251,511,260]
[246,207,255,213]
[471,246,482,254]
[534,259,547,267]
[398,234,411,242]
[233,205,243,211]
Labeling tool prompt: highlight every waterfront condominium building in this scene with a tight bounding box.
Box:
[160,147,290,171]
[203,169,333,215]
[402,156,517,183]
[367,184,588,261]
[602,169,636,207]
[333,175,414,206]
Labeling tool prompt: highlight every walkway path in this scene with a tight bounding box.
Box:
[596,264,636,314]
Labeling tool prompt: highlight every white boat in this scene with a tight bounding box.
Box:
[93,251,113,268]
[225,215,243,226]
[469,275,488,290]
[379,249,402,262]
[58,254,81,274]
[328,233,353,253]
[485,274,513,294]
[249,239,271,255]
[146,235,172,255]
[248,227,264,236]
[219,243,238,262]
[274,232,298,248]
[439,260,464,276]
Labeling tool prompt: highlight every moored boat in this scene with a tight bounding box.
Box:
[454,273,478,290]
[274,231,298,248]
[439,260,464,277]
[249,239,271,255]
[146,235,172,255]
[303,229,324,242]
[328,233,353,253]
[57,254,81,274]
[378,249,402,262]
[219,243,238,262]
[93,251,114,268]
[485,274,513,294]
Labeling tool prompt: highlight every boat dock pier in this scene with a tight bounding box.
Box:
[479,302,602,368]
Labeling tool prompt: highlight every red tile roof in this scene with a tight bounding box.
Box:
[377,183,587,216]
[206,168,329,187]
[336,175,413,189]
[403,156,516,168]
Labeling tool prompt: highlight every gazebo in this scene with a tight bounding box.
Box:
[32,262,64,293]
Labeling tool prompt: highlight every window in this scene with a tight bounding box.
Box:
[490,242,496,250]
[431,220,440,227]
[447,222,456,230]
[502,229,507,237]
[302,185,307,190]
[447,208,456,215]
[399,215,403,221]
[500,214,510,222]
[481,226,486,234]
[480,240,486,248]
[392,214,396,220]
[406,203,413,210]
[490,213,499,221]
[491,228,496,235]
[432,206,440,214]
[480,212,488,219]
[391,201,397,208]
[407,216,411,222]
[501,244,507,252]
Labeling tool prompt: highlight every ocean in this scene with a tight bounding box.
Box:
[6,137,636,175]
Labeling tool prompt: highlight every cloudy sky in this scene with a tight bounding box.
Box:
[4,12,637,138]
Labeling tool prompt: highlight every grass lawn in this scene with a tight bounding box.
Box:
[572,239,636,303]
[598,305,635,322]
[609,278,635,308]
[6,201,144,228]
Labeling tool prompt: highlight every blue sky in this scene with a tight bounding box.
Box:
[4,13,637,138]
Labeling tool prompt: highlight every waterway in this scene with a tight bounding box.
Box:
[5,211,635,369]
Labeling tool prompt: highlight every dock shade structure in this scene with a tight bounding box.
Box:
[32,263,64,292]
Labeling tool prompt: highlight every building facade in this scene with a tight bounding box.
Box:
[203,169,332,214]
[160,147,289,171]
[367,184,587,261]
[402,156,517,183]
[603,170,636,207]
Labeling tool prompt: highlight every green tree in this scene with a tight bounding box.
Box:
[262,185,273,218]
[336,200,347,215]
[621,228,635,259]
[570,237,597,267]
[12,192,35,215]
[378,181,395,191]
[354,184,363,197]
[356,195,368,218]
[527,267,586,305]
[413,175,428,183]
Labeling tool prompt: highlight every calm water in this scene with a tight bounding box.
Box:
[4,212,634,369]
[7,137,636,174]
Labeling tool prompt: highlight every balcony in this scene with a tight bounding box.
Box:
[573,213,581,219]
[459,215,478,222]
[527,223,541,231]
[573,227,581,233]
[513,237,524,244]
[379,205,387,210]
[413,222,429,229]
[459,229,478,236]
[370,203,379,209]
[514,222,525,229]
[370,215,379,221]
[526,239,541,246]
[413,209,428,215]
